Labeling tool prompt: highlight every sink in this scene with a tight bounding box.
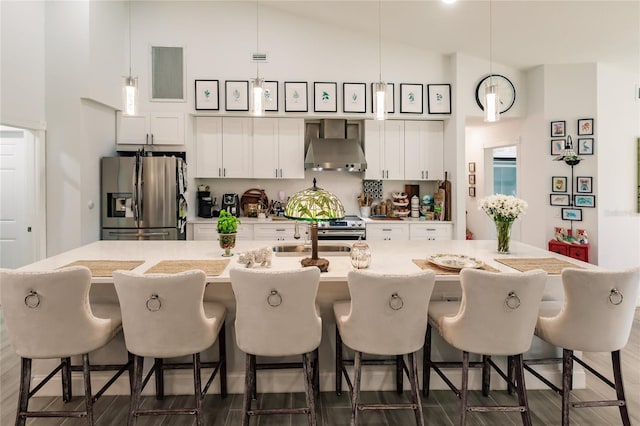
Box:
[272,243,352,256]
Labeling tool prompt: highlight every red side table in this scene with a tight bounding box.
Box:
[548,240,590,263]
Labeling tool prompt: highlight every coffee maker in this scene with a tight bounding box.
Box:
[197,191,217,218]
[221,193,240,217]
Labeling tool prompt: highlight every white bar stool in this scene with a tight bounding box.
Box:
[0,266,130,426]
[524,267,640,426]
[423,268,547,426]
[113,269,227,426]
[334,270,436,426]
[230,267,322,426]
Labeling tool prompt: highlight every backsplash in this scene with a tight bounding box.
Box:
[192,171,438,217]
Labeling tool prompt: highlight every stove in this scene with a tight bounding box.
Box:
[317,215,366,240]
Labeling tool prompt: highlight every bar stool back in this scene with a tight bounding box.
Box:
[0,266,128,426]
[527,267,640,426]
[334,270,436,425]
[113,269,227,426]
[230,267,321,426]
[425,268,547,426]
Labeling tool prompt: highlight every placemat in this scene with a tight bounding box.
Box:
[412,259,499,275]
[144,259,230,276]
[60,260,144,277]
[494,257,583,274]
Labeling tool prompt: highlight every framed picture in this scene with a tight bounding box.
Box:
[468,174,476,185]
[468,162,476,173]
[427,84,451,114]
[562,208,583,221]
[468,187,476,197]
[225,80,249,111]
[552,176,567,193]
[264,81,278,112]
[194,80,219,110]
[574,194,596,208]
[551,120,566,137]
[314,82,337,112]
[576,176,593,193]
[551,139,565,155]
[578,118,594,135]
[550,194,570,206]
[400,83,423,114]
[371,83,395,114]
[342,83,366,113]
[577,138,594,155]
[284,81,308,112]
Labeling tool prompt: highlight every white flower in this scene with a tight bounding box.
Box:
[478,194,528,222]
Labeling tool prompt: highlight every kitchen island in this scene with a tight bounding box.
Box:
[16,239,596,396]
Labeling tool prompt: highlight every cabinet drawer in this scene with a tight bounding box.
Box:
[409,223,452,240]
[365,224,409,241]
[253,223,296,241]
[568,246,588,262]
[193,223,253,241]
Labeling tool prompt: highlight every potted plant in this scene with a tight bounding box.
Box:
[217,210,240,257]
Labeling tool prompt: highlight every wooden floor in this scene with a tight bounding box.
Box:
[1,308,638,425]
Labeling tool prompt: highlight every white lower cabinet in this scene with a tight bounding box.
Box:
[192,223,253,241]
[409,223,453,241]
[365,223,409,241]
[253,223,297,241]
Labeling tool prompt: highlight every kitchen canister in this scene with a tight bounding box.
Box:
[351,242,371,269]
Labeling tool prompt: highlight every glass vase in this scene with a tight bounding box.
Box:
[219,233,237,257]
[495,220,514,254]
[350,242,371,269]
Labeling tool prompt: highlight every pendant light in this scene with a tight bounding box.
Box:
[123,0,138,116]
[374,0,387,120]
[251,0,264,116]
[484,0,499,122]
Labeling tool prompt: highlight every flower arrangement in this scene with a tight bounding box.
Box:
[478,194,528,223]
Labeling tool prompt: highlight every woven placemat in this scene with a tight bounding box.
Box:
[59,260,144,277]
[144,259,230,276]
[412,259,499,275]
[494,257,583,274]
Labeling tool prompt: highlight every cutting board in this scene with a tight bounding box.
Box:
[440,171,452,221]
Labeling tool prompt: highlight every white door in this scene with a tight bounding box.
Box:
[0,126,36,269]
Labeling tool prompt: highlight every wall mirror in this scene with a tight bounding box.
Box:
[150,45,185,102]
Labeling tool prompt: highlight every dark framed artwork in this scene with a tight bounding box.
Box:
[400,83,423,114]
[550,194,570,206]
[562,208,583,221]
[468,162,476,173]
[574,194,596,208]
[194,79,219,111]
[551,120,566,137]
[342,83,367,113]
[468,174,476,185]
[264,81,278,112]
[552,176,567,193]
[551,139,565,155]
[371,82,395,114]
[577,118,594,135]
[577,138,594,155]
[314,82,337,112]
[427,84,451,114]
[576,176,593,193]
[284,81,308,112]
[225,80,249,111]
[469,187,476,197]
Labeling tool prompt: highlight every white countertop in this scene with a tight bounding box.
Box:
[188,216,453,225]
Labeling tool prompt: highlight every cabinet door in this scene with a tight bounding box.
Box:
[194,117,223,178]
[383,120,405,180]
[364,120,384,179]
[222,117,252,178]
[254,223,296,241]
[366,223,409,240]
[252,118,279,178]
[409,223,452,240]
[422,121,444,181]
[404,121,444,181]
[192,224,218,241]
[404,121,425,180]
[278,118,305,179]
[149,113,185,145]
[116,112,149,144]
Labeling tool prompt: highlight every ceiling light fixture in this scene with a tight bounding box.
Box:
[374,0,387,121]
[123,0,137,116]
[484,0,499,122]
[251,0,264,116]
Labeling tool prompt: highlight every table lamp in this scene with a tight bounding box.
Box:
[285,178,345,272]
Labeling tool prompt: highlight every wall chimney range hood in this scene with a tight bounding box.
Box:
[304,119,367,172]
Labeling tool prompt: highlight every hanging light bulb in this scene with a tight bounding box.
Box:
[252,77,264,116]
[484,0,500,122]
[123,0,137,116]
[374,0,386,120]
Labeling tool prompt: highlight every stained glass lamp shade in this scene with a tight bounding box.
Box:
[285,178,345,272]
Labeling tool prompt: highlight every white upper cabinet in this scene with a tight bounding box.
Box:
[194,117,222,178]
[194,117,251,178]
[364,120,405,180]
[117,112,185,146]
[404,121,444,181]
[252,118,304,179]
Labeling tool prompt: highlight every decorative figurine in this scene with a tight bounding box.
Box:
[554,227,565,241]
[237,246,272,268]
[576,229,589,244]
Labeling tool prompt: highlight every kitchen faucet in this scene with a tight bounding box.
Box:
[294,222,300,239]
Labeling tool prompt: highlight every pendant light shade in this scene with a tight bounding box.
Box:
[251,78,264,116]
[484,83,499,122]
[374,81,387,121]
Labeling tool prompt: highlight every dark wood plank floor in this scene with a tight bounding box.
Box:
[1,308,638,425]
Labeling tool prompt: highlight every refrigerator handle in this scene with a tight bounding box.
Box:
[132,156,139,221]
[138,156,144,217]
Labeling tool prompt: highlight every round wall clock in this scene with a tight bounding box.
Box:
[475,74,516,114]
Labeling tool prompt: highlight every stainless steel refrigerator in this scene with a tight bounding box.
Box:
[101,154,187,240]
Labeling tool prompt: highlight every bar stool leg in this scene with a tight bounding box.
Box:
[16,357,31,426]
[422,324,432,398]
[482,355,491,397]
[396,355,404,394]
[128,355,144,426]
[241,354,254,426]
[507,355,515,395]
[460,351,469,426]
[612,350,631,426]
[561,349,573,426]
[302,352,318,426]
[313,347,320,400]
[408,352,425,426]
[513,354,532,426]
[251,355,257,400]
[154,358,164,400]
[127,352,135,394]
[218,323,228,398]
[351,351,363,426]
[82,354,95,426]
[193,353,203,426]
[336,325,343,396]
[61,357,72,402]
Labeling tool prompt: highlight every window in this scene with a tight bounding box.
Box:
[150,46,185,101]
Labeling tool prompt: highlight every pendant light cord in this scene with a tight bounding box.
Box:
[256,0,260,79]
[128,0,132,77]
[489,0,493,83]
[378,0,382,82]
